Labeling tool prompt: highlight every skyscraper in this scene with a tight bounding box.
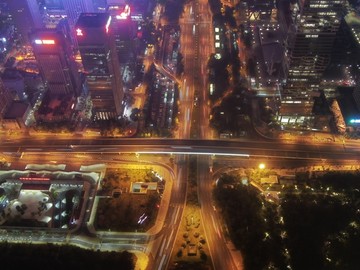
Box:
[30,29,81,96]
[44,0,64,9]
[61,0,94,27]
[0,79,12,118]
[107,3,137,63]
[6,0,43,45]
[75,13,124,120]
[279,0,346,127]
[41,0,95,47]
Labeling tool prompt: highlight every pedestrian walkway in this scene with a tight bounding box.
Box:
[146,165,174,235]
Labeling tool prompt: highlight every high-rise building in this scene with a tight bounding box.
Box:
[30,29,81,96]
[93,0,108,12]
[75,12,124,120]
[107,3,137,63]
[279,0,346,127]
[6,0,43,45]
[0,79,12,118]
[42,1,68,30]
[61,0,94,27]
[44,0,64,9]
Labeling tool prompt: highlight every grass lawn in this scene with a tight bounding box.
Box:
[94,168,162,232]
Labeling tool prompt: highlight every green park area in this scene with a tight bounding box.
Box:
[213,170,360,270]
[94,168,163,232]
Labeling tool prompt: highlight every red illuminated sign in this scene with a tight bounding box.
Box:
[116,4,131,20]
[76,28,83,36]
[105,16,111,33]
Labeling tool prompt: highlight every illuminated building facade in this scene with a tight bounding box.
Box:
[244,0,277,22]
[107,4,137,64]
[43,8,68,30]
[279,0,346,127]
[30,29,81,96]
[75,13,124,120]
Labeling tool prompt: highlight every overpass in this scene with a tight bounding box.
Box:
[1,137,359,161]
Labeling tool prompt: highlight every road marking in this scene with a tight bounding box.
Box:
[158,254,166,270]
[166,228,174,250]
[211,214,220,237]
[159,236,167,255]
[174,207,180,222]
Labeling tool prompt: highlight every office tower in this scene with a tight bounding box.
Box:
[6,0,43,45]
[93,0,107,12]
[0,79,12,117]
[107,0,126,5]
[107,3,137,63]
[30,29,81,96]
[75,13,124,120]
[42,0,67,30]
[279,0,346,127]
[61,0,94,27]
[44,0,64,9]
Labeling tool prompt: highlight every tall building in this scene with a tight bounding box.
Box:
[61,0,94,27]
[279,0,346,127]
[44,0,64,9]
[75,13,124,120]
[93,0,108,12]
[30,29,81,96]
[0,79,12,118]
[43,10,68,30]
[6,0,43,45]
[107,3,137,63]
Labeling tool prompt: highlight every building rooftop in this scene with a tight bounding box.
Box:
[76,13,110,28]
[4,101,29,119]
[1,68,23,80]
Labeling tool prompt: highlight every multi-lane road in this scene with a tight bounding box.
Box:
[1,136,359,161]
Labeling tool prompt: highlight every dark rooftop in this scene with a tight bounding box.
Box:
[76,13,110,28]
[1,68,23,80]
[4,101,29,119]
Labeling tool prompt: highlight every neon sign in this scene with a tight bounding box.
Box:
[105,16,111,33]
[116,4,130,20]
[76,28,83,36]
[34,39,55,45]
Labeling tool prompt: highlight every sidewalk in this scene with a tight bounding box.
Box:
[146,164,174,235]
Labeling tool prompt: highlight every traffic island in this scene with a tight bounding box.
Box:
[168,156,212,270]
